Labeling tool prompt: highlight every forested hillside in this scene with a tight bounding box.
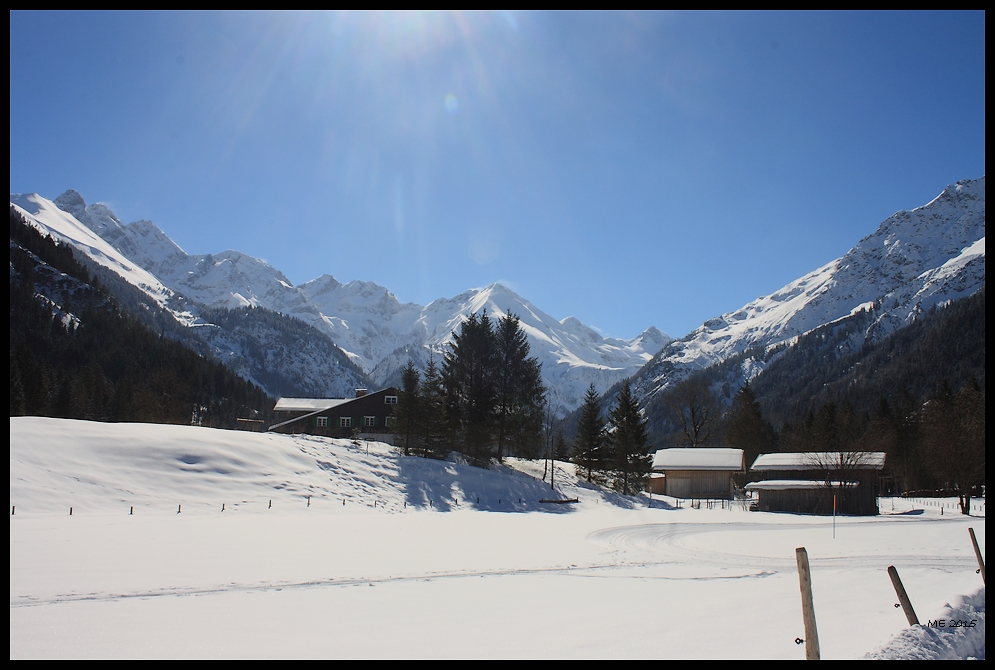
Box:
[10,207,273,426]
[581,289,985,503]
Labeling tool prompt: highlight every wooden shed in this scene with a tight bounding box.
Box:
[651,448,745,499]
[747,451,886,516]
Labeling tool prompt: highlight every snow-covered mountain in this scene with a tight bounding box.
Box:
[632,177,986,403]
[11,190,669,413]
[369,283,670,414]
[11,192,372,399]
[11,192,185,320]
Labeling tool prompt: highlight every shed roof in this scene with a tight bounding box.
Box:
[750,452,886,472]
[274,398,351,412]
[652,448,745,472]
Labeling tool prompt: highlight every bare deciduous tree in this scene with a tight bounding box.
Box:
[669,377,719,447]
[922,381,985,515]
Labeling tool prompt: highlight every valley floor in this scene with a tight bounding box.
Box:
[9,418,986,659]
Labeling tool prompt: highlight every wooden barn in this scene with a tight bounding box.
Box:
[746,451,886,516]
[651,448,745,499]
[268,388,398,441]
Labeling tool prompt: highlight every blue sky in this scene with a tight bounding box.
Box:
[9,11,986,340]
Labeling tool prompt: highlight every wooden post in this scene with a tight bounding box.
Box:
[969,528,985,584]
[887,566,918,625]
[795,547,820,660]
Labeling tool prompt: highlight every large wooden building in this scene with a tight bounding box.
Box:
[651,448,745,499]
[268,388,398,441]
[745,451,887,515]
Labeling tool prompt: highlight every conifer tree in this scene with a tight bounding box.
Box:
[419,355,448,459]
[608,381,651,495]
[573,383,606,483]
[554,429,570,461]
[393,360,421,455]
[493,312,545,460]
[725,382,777,470]
[443,312,496,465]
[439,311,545,466]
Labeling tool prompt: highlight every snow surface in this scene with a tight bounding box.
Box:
[10,417,985,659]
[273,398,352,412]
[751,452,887,471]
[651,447,745,471]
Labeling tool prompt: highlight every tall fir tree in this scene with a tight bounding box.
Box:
[608,381,651,495]
[573,383,607,483]
[725,382,777,471]
[393,360,421,455]
[493,312,545,460]
[443,312,497,465]
[419,355,448,459]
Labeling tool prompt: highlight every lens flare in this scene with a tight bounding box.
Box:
[445,94,459,115]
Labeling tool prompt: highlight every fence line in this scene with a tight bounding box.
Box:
[898,497,985,515]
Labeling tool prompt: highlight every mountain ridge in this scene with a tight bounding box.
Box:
[12,191,669,414]
[631,176,985,406]
[13,177,982,416]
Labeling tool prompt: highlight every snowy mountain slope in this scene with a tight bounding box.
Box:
[189,306,372,399]
[298,274,427,372]
[53,190,324,319]
[11,193,372,400]
[633,177,986,402]
[10,193,187,321]
[406,283,670,414]
[21,190,668,412]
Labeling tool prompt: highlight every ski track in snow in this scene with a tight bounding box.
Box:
[10,559,774,610]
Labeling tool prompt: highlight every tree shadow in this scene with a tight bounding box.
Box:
[394,455,577,514]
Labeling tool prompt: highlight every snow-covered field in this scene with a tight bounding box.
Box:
[10,417,985,659]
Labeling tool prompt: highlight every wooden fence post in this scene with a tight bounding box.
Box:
[968,528,985,584]
[795,547,821,660]
[887,566,918,625]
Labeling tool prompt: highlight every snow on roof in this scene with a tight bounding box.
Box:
[750,452,886,471]
[274,398,351,412]
[652,448,744,471]
[745,479,860,491]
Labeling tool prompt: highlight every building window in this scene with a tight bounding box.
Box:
[364,416,376,427]
[385,396,398,405]
[315,416,328,427]
[385,416,394,428]
[339,417,352,428]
